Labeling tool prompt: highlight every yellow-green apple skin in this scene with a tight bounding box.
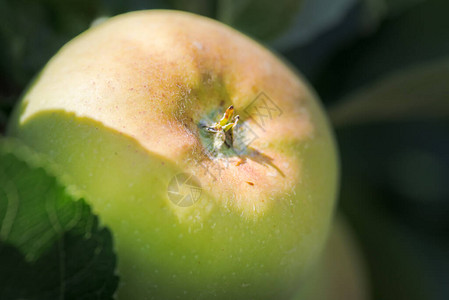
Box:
[8,10,339,300]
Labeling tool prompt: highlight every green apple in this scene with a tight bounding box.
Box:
[8,10,338,299]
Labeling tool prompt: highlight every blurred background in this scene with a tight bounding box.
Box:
[0,0,448,299]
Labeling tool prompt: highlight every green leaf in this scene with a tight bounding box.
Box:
[315,0,449,103]
[361,0,425,22]
[383,0,426,14]
[338,177,435,300]
[167,0,219,18]
[329,58,449,127]
[0,139,118,299]
[357,0,427,39]
[0,111,6,134]
[216,0,304,41]
[271,0,357,51]
[0,0,102,87]
[336,118,449,299]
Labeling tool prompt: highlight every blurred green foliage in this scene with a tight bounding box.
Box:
[0,0,448,299]
[170,0,304,40]
[0,139,118,299]
[329,58,449,126]
[315,0,449,102]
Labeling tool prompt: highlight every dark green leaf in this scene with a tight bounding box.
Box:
[271,0,357,51]
[315,0,449,102]
[337,120,449,231]
[337,119,449,299]
[0,0,103,88]
[329,58,449,127]
[383,0,425,15]
[0,111,6,134]
[339,178,437,300]
[167,0,218,18]
[216,0,304,41]
[0,139,118,299]
[361,0,425,24]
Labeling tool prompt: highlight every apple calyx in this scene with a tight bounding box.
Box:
[203,105,240,150]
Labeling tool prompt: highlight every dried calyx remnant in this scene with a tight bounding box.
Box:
[203,105,240,152]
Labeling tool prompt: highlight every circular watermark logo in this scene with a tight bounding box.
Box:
[167,173,202,207]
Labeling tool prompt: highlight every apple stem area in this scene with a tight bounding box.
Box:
[200,105,242,156]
